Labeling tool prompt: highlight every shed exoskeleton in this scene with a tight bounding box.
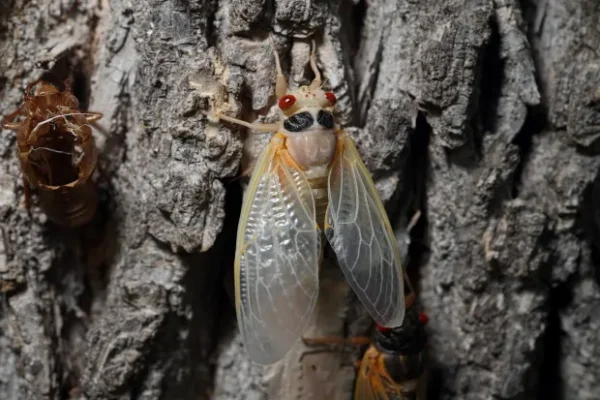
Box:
[2,80,102,227]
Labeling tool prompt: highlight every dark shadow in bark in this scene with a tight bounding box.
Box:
[478,13,503,138]
[212,179,244,358]
[591,246,600,291]
[38,51,93,112]
[219,180,243,309]
[536,284,569,400]
[427,366,446,400]
[582,179,600,286]
[141,179,244,399]
[510,105,544,199]
[340,0,366,60]
[406,111,431,293]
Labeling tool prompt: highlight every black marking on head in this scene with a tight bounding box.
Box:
[317,110,334,129]
[373,306,426,355]
[284,111,314,132]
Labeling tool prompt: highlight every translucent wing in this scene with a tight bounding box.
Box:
[326,132,405,327]
[235,135,321,365]
[354,348,390,400]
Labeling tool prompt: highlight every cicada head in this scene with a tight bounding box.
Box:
[32,82,60,96]
[278,86,336,116]
[271,37,337,136]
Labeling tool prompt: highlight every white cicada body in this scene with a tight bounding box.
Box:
[210,39,405,365]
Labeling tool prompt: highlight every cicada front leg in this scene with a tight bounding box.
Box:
[203,107,278,133]
[227,163,255,182]
[300,335,372,367]
[21,176,32,211]
[302,336,372,347]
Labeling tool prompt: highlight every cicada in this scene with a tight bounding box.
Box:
[208,39,405,365]
[2,80,102,227]
[354,299,428,400]
[303,292,428,400]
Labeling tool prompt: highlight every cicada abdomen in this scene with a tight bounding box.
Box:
[301,293,429,399]
[355,303,429,400]
[2,80,102,228]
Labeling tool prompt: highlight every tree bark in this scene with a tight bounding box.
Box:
[1,0,599,399]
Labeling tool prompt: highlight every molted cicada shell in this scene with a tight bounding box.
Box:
[206,37,406,365]
[2,80,102,228]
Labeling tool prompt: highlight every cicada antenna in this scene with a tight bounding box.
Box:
[309,39,322,90]
[269,35,287,99]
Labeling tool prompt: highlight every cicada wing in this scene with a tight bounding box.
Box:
[235,137,321,365]
[354,350,391,400]
[326,132,405,327]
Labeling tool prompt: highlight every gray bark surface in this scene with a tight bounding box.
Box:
[0,0,599,399]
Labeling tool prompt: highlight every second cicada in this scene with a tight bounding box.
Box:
[208,39,406,365]
[354,301,428,400]
[304,292,428,400]
[2,80,102,228]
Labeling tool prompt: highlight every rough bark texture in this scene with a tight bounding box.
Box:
[0,0,599,399]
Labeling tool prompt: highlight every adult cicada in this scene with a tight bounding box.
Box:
[303,292,428,400]
[208,39,405,365]
[354,297,428,400]
[2,80,102,227]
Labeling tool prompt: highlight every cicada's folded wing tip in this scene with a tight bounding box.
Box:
[383,307,406,329]
[327,133,408,333]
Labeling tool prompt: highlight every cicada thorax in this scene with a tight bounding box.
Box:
[4,81,101,228]
[278,86,339,229]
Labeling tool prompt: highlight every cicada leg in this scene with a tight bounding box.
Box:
[203,109,278,133]
[22,176,31,211]
[228,163,255,182]
[407,210,422,232]
[302,336,371,347]
[2,121,22,131]
[2,105,25,130]
[84,112,103,123]
[300,335,371,363]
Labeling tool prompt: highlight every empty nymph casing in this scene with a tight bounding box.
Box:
[2,80,103,227]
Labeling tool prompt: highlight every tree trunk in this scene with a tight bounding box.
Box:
[1,0,599,399]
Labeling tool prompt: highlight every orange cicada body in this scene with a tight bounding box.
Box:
[2,80,102,227]
[354,301,428,400]
[302,291,428,400]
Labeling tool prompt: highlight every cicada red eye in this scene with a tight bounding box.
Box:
[325,92,336,105]
[419,312,429,325]
[278,94,296,110]
[376,324,392,333]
